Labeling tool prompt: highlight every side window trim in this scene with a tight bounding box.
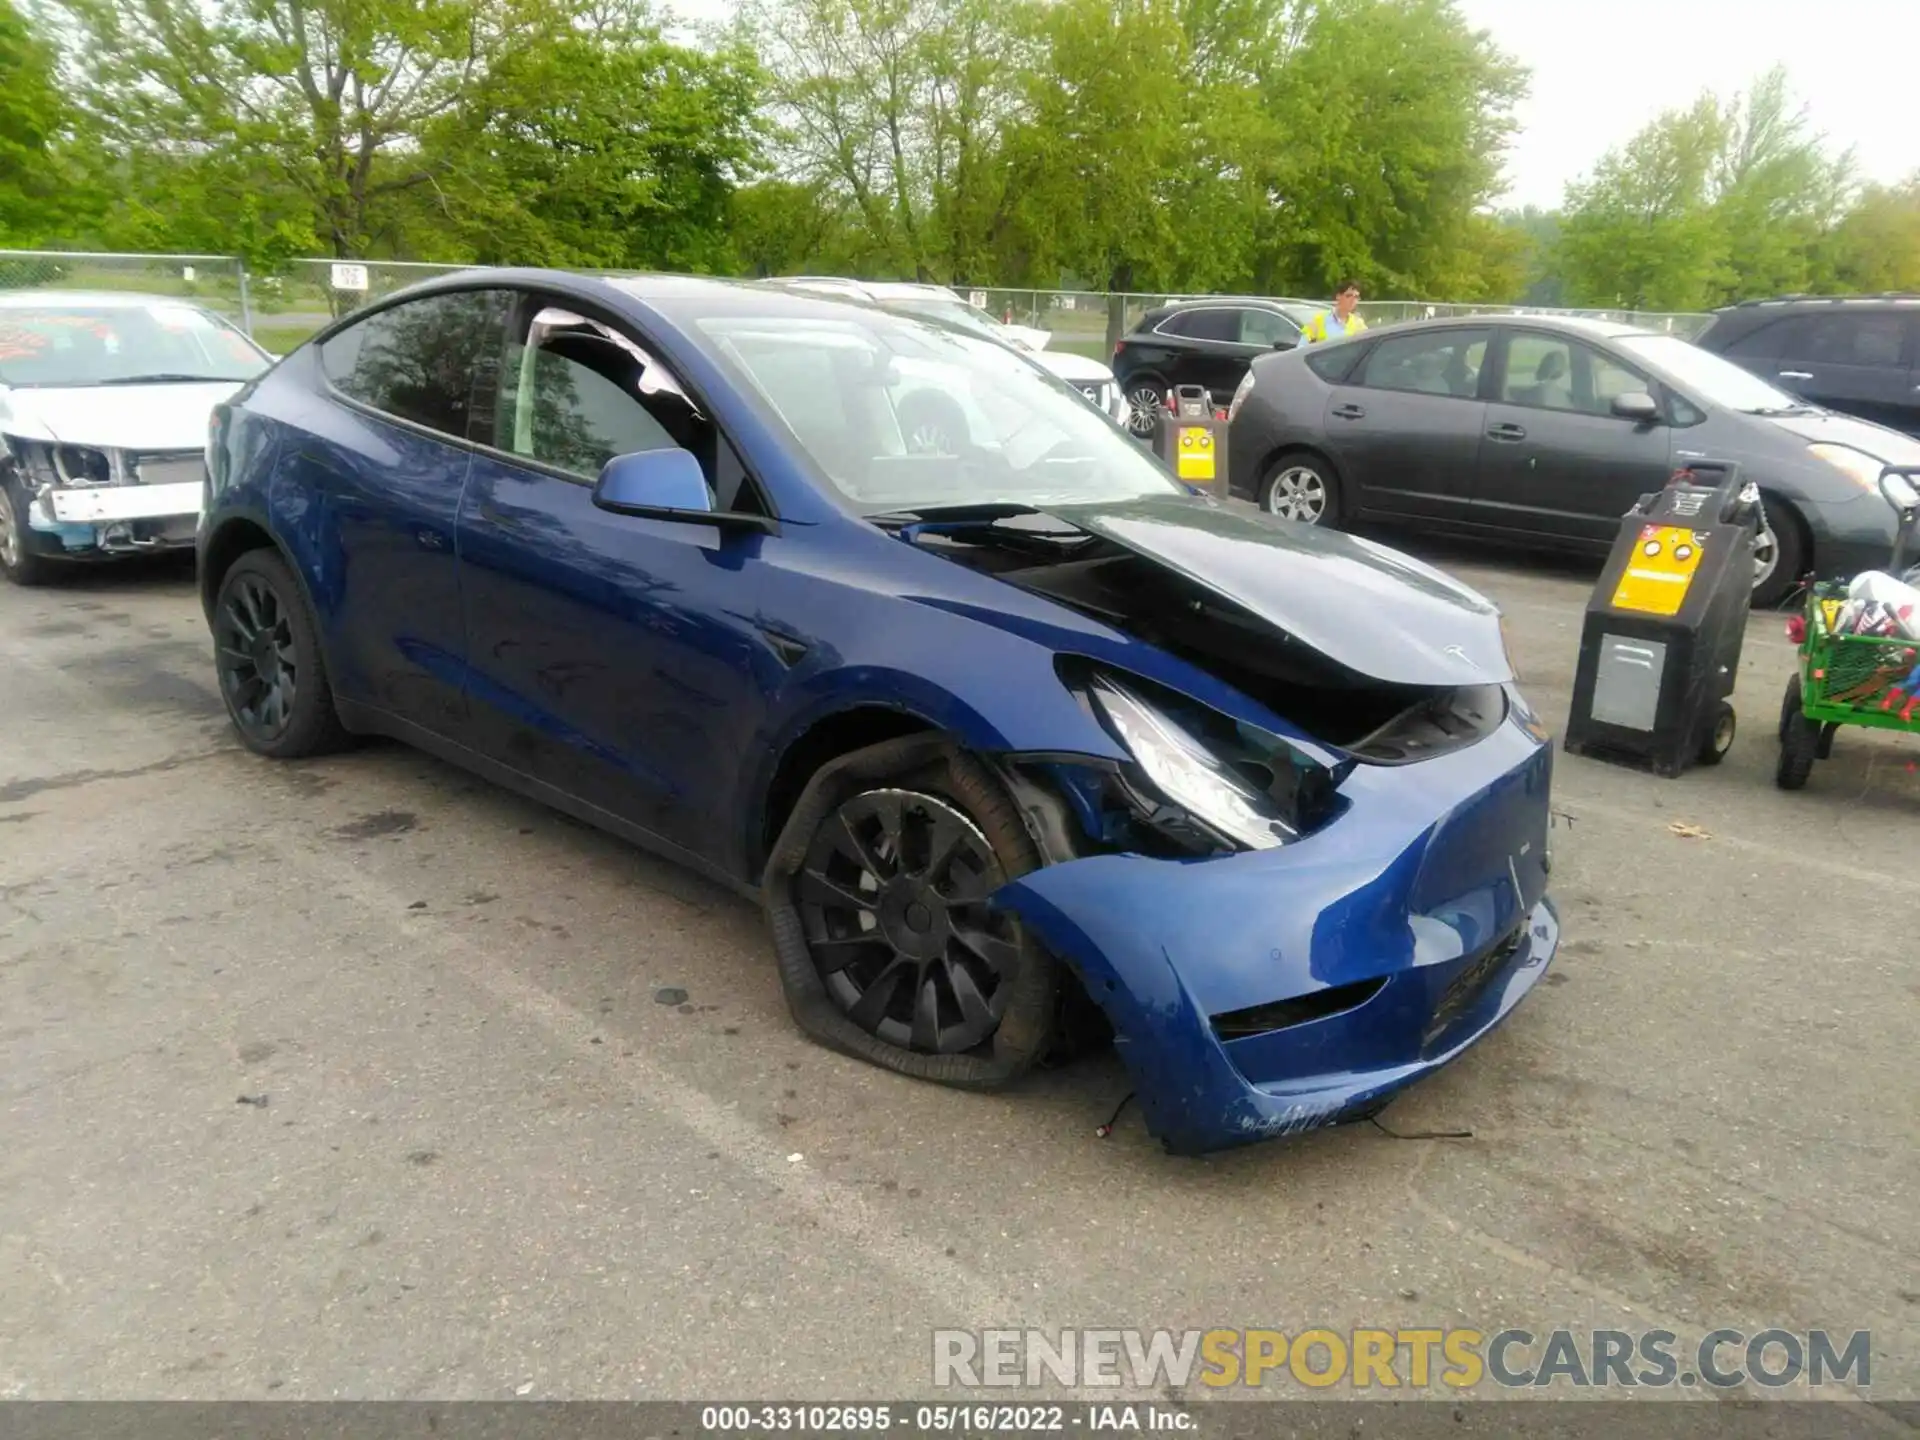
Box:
[1493,330,1651,417]
[488,287,777,520]
[315,285,509,446]
[1354,326,1490,402]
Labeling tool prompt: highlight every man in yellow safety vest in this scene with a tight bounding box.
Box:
[1303,280,1366,343]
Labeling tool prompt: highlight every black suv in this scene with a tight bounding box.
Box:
[1693,295,1920,437]
[1112,298,1319,436]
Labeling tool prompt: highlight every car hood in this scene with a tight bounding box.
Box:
[0,381,244,450]
[1764,410,1920,463]
[1032,350,1114,384]
[1045,494,1510,687]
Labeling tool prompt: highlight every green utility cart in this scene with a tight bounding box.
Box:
[1778,466,1920,789]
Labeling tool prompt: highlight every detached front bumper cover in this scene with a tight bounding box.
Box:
[991,714,1558,1155]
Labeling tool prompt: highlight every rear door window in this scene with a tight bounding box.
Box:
[320,290,511,441]
[1781,313,1911,368]
[1174,309,1241,343]
[1357,328,1490,400]
[1237,308,1300,347]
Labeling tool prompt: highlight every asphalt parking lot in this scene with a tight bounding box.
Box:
[1,538,1916,1412]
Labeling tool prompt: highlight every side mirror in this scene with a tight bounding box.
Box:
[1611,392,1660,423]
[593,448,712,516]
[1879,470,1918,513]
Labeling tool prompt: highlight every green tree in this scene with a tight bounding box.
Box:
[1828,175,1920,293]
[1238,0,1527,301]
[748,0,1024,281]
[996,0,1194,330]
[1557,68,1858,310]
[422,5,765,271]
[1556,96,1728,310]
[0,0,73,244]
[56,0,578,257]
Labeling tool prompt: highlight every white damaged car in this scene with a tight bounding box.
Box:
[0,291,272,585]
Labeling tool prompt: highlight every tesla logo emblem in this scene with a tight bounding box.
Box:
[1445,644,1470,662]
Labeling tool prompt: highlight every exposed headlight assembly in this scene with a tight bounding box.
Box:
[1,436,116,487]
[1809,443,1884,492]
[1087,673,1312,852]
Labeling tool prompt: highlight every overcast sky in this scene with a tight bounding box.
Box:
[670,0,1920,211]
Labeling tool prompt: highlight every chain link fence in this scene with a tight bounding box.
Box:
[0,249,1714,357]
[955,286,1710,358]
[0,250,254,329]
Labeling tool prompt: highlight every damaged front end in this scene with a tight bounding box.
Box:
[881,497,1557,1154]
[2,435,203,557]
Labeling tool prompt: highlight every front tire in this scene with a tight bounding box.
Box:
[1750,496,1806,609]
[1258,452,1341,525]
[212,548,351,759]
[763,738,1059,1089]
[0,474,56,586]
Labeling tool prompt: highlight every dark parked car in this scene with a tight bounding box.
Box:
[1226,313,1920,606]
[197,270,1561,1155]
[1112,299,1320,437]
[1693,295,1920,438]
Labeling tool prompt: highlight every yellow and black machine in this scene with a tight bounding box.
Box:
[1155,384,1229,498]
[1563,460,1762,776]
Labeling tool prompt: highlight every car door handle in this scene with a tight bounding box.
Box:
[1778,370,1813,381]
[1486,422,1526,441]
[1332,403,1365,420]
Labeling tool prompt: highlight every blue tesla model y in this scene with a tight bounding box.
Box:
[198,271,1560,1154]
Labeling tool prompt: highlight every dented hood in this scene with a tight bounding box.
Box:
[1047,495,1512,687]
[0,381,244,450]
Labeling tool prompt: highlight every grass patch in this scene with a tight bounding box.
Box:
[251,322,320,356]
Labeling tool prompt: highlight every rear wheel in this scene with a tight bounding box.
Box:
[0,474,55,586]
[1258,452,1341,526]
[1776,676,1818,790]
[212,548,352,759]
[1124,375,1167,439]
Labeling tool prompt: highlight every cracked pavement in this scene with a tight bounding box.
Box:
[0,543,1914,1414]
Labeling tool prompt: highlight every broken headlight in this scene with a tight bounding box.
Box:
[1087,673,1302,851]
[2,437,116,486]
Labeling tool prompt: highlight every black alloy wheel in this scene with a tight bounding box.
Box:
[216,569,298,741]
[212,549,350,758]
[797,787,1021,1055]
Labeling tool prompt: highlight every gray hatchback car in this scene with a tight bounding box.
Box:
[1225,314,1920,606]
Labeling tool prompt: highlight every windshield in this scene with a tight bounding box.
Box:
[1618,334,1808,413]
[695,311,1182,513]
[0,302,269,388]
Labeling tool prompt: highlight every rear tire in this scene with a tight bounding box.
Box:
[1124,374,1168,439]
[212,548,352,759]
[1776,676,1818,790]
[0,474,56,587]
[1258,451,1342,526]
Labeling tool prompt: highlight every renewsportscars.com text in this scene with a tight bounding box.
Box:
[931,1327,1872,1391]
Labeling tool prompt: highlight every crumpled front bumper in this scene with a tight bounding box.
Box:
[28,482,201,553]
[992,711,1559,1155]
